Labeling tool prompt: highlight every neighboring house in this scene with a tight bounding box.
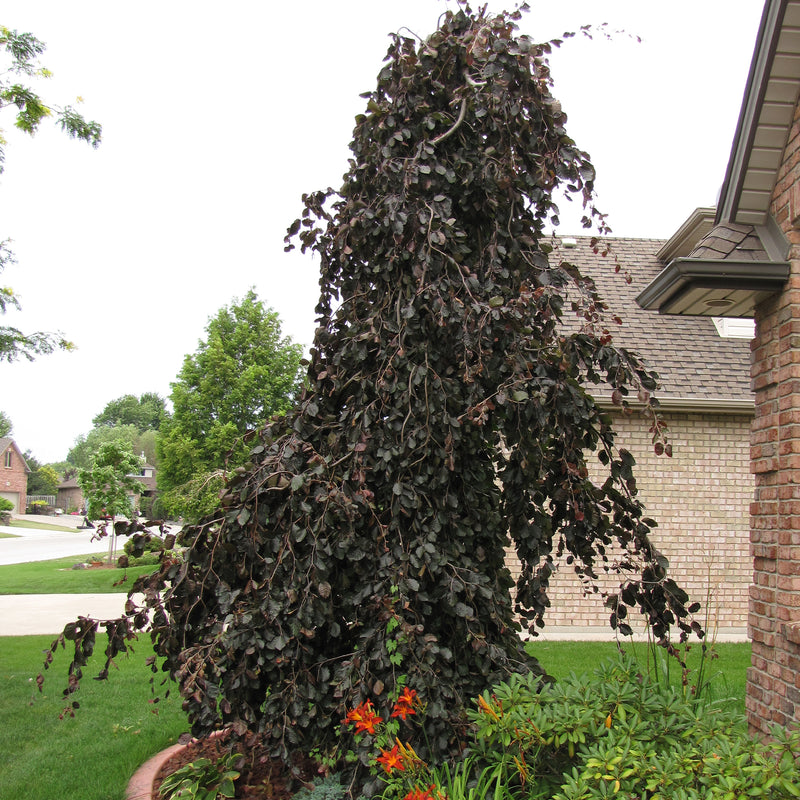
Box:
[56,476,83,513]
[57,461,158,517]
[134,462,157,515]
[507,234,754,640]
[0,438,30,513]
[635,0,800,736]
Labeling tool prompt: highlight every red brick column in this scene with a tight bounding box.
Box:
[748,99,800,736]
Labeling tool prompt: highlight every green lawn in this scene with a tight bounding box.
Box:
[1,634,751,800]
[529,638,751,716]
[0,634,188,800]
[0,532,18,539]
[9,519,82,532]
[0,554,159,595]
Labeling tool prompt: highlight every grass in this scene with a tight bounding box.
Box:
[529,638,751,716]
[0,554,160,595]
[1,635,752,800]
[9,519,82,532]
[0,531,18,539]
[0,634,188,800]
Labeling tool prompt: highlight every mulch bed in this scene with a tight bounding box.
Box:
[152,733,324,800]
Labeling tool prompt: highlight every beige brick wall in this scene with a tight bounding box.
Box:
[506,410,752,637]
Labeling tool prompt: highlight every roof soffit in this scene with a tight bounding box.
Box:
[717,0,800,227]
[637,1,797,317]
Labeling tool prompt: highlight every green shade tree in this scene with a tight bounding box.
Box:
[0,410,11,437]
[92,393,170,432]
[24,451,59,496]
[0,26,101,363]
[156,289,305,520]
[67,424,155,470]
[77,441,142,563]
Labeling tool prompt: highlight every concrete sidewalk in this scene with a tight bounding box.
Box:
[0,593,136,635]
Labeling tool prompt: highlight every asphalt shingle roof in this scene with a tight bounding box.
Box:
[689,222,770,261]
[552,236,753,404]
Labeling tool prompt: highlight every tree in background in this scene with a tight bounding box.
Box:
[0,410,11,437]
[156,289,304,520]
[23,451,59,496]
[67,424,155,470]
[0,26,101,363]
[92,392,170,432]
[77,442,142,563]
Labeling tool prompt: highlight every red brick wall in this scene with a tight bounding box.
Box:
[1,443,29,513]
[506,410,752,638]
[749,97,800,736]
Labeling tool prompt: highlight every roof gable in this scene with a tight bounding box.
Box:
[0,438,31,472]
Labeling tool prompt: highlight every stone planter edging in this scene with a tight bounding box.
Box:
[126,742,185,800]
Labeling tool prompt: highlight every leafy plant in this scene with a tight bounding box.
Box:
[47,4,699,792]
[77,441,143,563]
[159,752,242,800]
[0,496,13,512]
[463,656,800,800]
[0,26,100,363]
[123,533,165,556]
[292,774,346,800]
[156,288,305,521]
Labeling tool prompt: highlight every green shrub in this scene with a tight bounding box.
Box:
[122,550,172,567]
[357,656,799,800]
[123,533,164,557]
[292,775,345,800]
[0,497,13,512]
[462,656,800,800]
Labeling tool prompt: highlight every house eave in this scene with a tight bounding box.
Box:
[635,257,790,317]
[656,207,717,263]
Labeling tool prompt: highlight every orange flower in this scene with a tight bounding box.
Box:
[391,687,418,720]
[344,700,382,734]
[403,786,439,800]
[376,743,405,773]
[477,693,501,720]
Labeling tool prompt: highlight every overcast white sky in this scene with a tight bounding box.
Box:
[1,0,764,464]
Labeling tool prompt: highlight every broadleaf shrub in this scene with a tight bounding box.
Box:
[47,4,701,788]
[364,657,799,800]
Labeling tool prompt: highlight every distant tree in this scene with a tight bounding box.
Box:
[92,392,170,432]
[46,461,73,481]
[157,289,304,519]
[29,464,59,496]
[77,442,141,563]
[136,429,157,466]
[67,424,155,470]
[23,450,59,495]
[0,26,101,363]
[0,410,11,437]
